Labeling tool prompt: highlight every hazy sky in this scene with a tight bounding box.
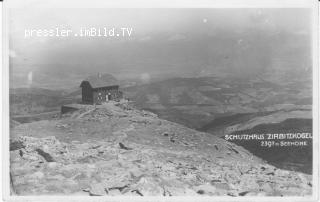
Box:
[9,8,312,88]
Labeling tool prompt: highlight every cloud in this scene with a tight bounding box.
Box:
[139,36,152,42]
[140,73,151,84]
[168,34,187,41]
[27,71,33,86]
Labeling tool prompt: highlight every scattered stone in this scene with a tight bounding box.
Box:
[89,183,107,196]
[131,189,143,196]
[108,183,129,192]
[19,150,23,157]
[238,191,250,196]
[227,192,237,197]
[260,183,273,193]
[239,176,259,191]
[194,183,217,195]
[266,172,275,176]
[35,149,55,162]
[119,142,132,150]
[108,189,122,196]
[197,190,204,195]
[133,176,164,196]
[9,103,313,196]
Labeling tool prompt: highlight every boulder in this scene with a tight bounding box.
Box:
[89,183,107,196]
[260,183,274,193]
[108,189,122,195]
[133,176,164,196]
[47,162,58,169]
[239,175,260,191]
[194,183,217,195]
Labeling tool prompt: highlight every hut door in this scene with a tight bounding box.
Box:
[98,92,102,101]
[108,93,111,101]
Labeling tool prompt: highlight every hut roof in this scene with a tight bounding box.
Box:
[80,74,119,89]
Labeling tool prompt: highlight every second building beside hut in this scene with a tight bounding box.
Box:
[80,73,123,104]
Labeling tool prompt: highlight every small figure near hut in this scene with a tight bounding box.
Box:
[80,73,123,104]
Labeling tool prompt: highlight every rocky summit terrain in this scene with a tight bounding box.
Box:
[10,102,312,196]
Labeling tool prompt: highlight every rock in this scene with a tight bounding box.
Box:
[108,189,122,196]
[119,142,133,150]
[35,149,55,162]
[133,176,164,196]
[102,174,130,189]
[61,168,77,178]
[194,183,217,195]
[241,191,260,196]
[129,169,144,178]
[169,137,175,143]
[10,104,313,196]
[297,173,311,188]
[42,145,50,153]
[260,183,273,193]
[163,185,197,196]
[73,172,88,181]
[30,171,44,179]
[238,191,251,196]
[196,190,205,195]
[19,150,23,157]
[131,189,144,196]
[89,183,107,196]
[184,188,198,195]
[47,162,58,169]
[239,175,259,191]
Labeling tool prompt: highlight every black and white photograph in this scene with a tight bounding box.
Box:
[2,0,319,200]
